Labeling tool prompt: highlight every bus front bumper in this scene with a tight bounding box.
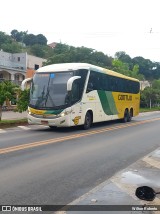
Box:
[27,114,71,127]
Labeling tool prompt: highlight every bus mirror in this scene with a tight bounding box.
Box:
[67,76,81,91]
[21,78,32,91]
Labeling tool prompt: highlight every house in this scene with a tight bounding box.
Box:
[48,42,57,49]
[0,50,46,85]
[140,81,150,90]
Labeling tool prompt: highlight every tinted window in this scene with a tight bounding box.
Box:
[87,70,140,94]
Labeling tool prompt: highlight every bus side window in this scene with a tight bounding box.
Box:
[87,71,95,92]
[71,80,81,102]
[87,82,94,93]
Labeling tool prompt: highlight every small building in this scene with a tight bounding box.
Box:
[0,50,46,85]
[48,42,57,49]
[140,81,150,90]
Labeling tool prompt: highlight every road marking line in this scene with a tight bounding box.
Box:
[0,129,6,133]
[18,126,31,130]
[143,156,160,169]
[0,117,160,155]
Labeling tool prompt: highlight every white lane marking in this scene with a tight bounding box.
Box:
[18,126,31,130]
[0,129,6,133]
[143,156,160,169]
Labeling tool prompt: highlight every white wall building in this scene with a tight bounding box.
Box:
[0,50,46,85]
[140,81,150,90]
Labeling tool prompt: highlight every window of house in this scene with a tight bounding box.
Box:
[15,74,20,81]
[35,64,39,70]
[0,73,3,79]
[18,57,20,61]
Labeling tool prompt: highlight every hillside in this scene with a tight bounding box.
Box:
[0,30,160,80]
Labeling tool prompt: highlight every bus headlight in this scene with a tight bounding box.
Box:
[60,112,66,117]
[59,109,72,117]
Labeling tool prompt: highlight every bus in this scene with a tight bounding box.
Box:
[22,63,140,129]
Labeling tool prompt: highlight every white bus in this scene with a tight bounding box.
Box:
[22,63,140,129]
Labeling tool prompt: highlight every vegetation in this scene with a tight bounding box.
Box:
[15,89,30,113]
[0,81,18,121]
[140,79,160,108]
[0,30,48,56]
[0,118,28,128]
[0,30,160,112]
[1,30,160,80]
[114,51,160,80]
[0,80,29,120]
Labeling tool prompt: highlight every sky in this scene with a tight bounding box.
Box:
[1,0,160,62]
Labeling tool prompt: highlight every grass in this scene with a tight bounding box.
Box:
[0,118,28,129]
[140,107,160,112]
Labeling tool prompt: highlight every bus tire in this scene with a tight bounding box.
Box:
[127,112,132,122]
[123,109,129,123]
[128,109,133,122]
[83,111,92,130]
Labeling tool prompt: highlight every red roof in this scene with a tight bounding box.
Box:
[48,42,57,48]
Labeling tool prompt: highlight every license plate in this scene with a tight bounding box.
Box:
[41,120,48,125]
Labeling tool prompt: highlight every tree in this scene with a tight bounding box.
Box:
[140,87,160,108]
[115,51,132,68]
[152,79,160,89]
[16,89,30,113]
[23,33,47,46]
[23,34,37,46]
[112,59,144,79]
[11,29,19,41]
[36,34,47,45]
[1,42,22,53]
[0,81,17,121]
[132,56,154,80]
[91,51,112,67]
[45,44,112,68]
[30,44,46,58]
[112,59,130,76]
[0,31,12,48]
[11,29,28,43]
[52,43,70,54]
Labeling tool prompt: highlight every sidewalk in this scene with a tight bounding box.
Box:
[57,148,160,214]
[2,111,27,120]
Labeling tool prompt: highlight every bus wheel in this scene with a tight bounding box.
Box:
[128,109,133,122]
[127,112,131,122]
[83,111,92,130]
[123,109,129,123]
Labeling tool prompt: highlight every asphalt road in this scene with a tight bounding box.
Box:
[0,111,160,206]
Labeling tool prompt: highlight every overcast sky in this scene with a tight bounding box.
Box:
[1,0,160,62]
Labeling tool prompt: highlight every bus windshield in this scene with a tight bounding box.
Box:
[29,72,73,109]
[29,69,88,110]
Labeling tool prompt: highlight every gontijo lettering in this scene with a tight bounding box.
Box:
[118,94,132,101]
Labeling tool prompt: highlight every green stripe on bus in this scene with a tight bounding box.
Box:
[98,91,118,115]
[44,109,63,115]
[105,91,118,115]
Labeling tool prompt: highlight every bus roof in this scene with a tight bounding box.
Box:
[37,63,139,82]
